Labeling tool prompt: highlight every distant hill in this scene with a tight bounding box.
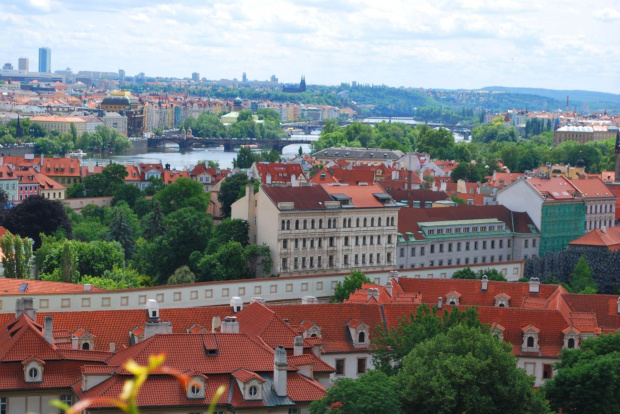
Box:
[481,87,620,105]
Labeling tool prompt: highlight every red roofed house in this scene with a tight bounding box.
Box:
[568,178,616,231]
[251,162,307,186]
[396,205,540,271]
[42,158,81,188]
[231,183,400,276]
[568,226,620,251]
[0,299,329,412]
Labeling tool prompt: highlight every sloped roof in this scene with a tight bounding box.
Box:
[321,183,390,208]
[262,185,332,210]
[569,227,620,249]
[569,178,615,199]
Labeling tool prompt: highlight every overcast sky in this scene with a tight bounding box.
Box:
[1,0,619,93]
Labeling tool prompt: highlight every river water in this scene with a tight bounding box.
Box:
[83,135,318,170]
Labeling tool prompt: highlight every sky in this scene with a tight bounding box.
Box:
[1,0,619,93]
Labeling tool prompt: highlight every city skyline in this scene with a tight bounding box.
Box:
[1,0,619,93]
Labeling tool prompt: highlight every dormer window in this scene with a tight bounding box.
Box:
[358,331,365,343]
[562,327,581,349]
[521,324,540,352]
[347,320,370,348]
[494,292,511,308]
[445,290,461,306]
[249,385,258,397]
[22,357,45,383]
[491,322,505,341]
[186,375,206,399]
[303,323,322,338]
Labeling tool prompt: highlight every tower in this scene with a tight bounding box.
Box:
[38,47,51,73]
[300,75,306,92]
[18,57,29,72]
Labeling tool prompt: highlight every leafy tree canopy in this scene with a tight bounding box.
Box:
[331,270,372,303]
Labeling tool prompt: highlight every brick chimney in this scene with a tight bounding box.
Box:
[221,316,239,334]
[529,277,540,294]
[294,336,304,356]
[273,346,288,397]
[212,316,221,332]
[44,316,53,345]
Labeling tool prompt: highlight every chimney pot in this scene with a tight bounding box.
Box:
[437,297,443,310]
[230,297,243,313]
[84,284,92,292]
[301,295,318,305]
[481,275,488,292]
[385,281,393,297]
[22,298,36,320]
[44,316,53,345]
[211,316,221,332]
[109,342,116,352]
[221,316,239,334]
[274,346,288,397]
[529,277,540,294]
[294,336,304,356]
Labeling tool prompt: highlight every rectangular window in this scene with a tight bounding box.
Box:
[355,236,359,246]
[318,238,322,248]
[302,257,306,268]
[430,245,435,253]
[525,239,529,248]
[282,239,288,249]
[456,258,460,265]
[533,239,537,248]
[310,257,314,268]
[508,239,511,248]
[429,260,434,267]
[490,255,495,262]
[318,256,322,267]
[491,240,495,249]
[61,395,72,408]
[335,359,345,375]
[438,259,443,266]
[377,235,381,244]
[420,246,425,256]
[465,257,469,264]
[411,247,416,256]
[376,253,380,264]
[457,242,461,252]
[294,258,298,269]
[388,235,392,244]
[466,242,470,251]
[282,258,288,269]
[482,256,487,263]
[303,238,307,248]
[387,252,392,263]
[329,237,334,247]
[473,257,478,264]
[362,254,366,264]
[447,259,452,266]
[448,243,452,252]
[344,255,349,265]
[543,364,553,380]
[294,239,299,249]
[355,254,359,265]
[344,236,349,246]
[482,241,487,249]
[499,255,503,262]
[329,255,334,266]
[400,248,405,257]
[439,244,444,253]
[0,398,6,414]
[289,410,299,414]
[357,358,367,375]
[474,241,478,250]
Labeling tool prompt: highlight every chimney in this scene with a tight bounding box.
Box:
[617,297,620,315]
[392,170,398,180]
[211,316,221,332]
[493,170,497,182]
[221,316,239,334]
[291,174,297,187]
[23,298,36,320]
[481,275,488,292]
[230,297,243,313]
[40,153,44,166]
[84,284,92,292]
[266,173,272,184]
[15,298,24,318]
[301,295,318,305]
[529,277,540,294]
[109,342,116,352]
[440,181,447,191]
[44,316,53,345]
[367,288,379,302]
[146,299,160,322]
[388,270,399,283]
[273,346,288,397]
[437,297,443,310]
[385,281,393,297]
[294,336,304,356]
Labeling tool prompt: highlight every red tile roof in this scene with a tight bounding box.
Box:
[262,185,332,210]
[569,178,615,199]
[568,227,620,250]
[255,163,305,184]
[42,158,81,177]
[0,279,104,295]
[321,183,389,208]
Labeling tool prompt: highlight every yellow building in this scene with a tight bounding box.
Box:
[29,116,87,135]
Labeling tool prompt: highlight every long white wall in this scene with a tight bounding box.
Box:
[0,262,524,313]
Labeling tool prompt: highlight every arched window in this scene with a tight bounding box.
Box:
[319,219,323,229]
[249,386,258,397]
[378,217,382,226]
[82,342,90,350]
[364,218,367,227]
[499,303,505,308]
[527,336,534,348]
[286,220,290,230]
[391,217,395,226]
[328,219,332,229]
[449,300,456,305]
[358,331,365,343]
[311,219,315,229]
[311,333,317,338]
[567,338,575,349]
[356,218,360,227]
[343,218,347,228]
[303,220,307,229]
[348,218,352,227]
[371,217,374,226]
[295,220,299,230]
[191,384,201,396]
[281,220,285,231]
[29,368,38,380]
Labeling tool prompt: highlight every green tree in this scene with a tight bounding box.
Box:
[419,174,434,191]
[218,173,252,218]
[397,325,548,414]
[569,255,597,293]
[0,231,32,279]
[451,162,484,183]
[106,208,136,261]
[167,265,196,285]
[196,241,248,281]
[310,370,401,414]
[244,243,272,277]
[232,147,255,169]
[451,267,477,279]
[545,332,620,413]
[69,122,78,145]
[58,240,79,283]
[372,304,482,376]
[142,177,165,196]
[153,177,208,214]
[140,200,166,241]
[208,218,250,252]
[331,270,372,303]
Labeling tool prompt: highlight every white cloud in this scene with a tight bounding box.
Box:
[593,8,620,21]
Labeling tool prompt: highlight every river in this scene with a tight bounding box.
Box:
[82,135,317,170]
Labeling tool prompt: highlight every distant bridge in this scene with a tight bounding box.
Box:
[147,137,314,152]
